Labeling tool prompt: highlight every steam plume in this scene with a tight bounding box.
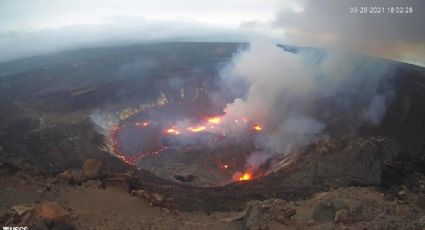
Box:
[220,42,396,170]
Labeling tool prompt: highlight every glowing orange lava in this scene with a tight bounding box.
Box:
[112,114,266,169]
[207,117,221,124]
[166,128,180,135]
[253,125,263,131]
[136,121,149,127]
[188,126,206,132]
[239,172,252,181]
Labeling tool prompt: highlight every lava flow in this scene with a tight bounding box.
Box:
[188,126,206,132]
[166,128,180,135]
[253,125,262,131]
[207,116,221,124]
[239,172,252,181]
[159,115,262,136]
[110,113,266,184]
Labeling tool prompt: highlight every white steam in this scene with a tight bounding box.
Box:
[362,94,391,126]
[246,151,271,169]
[220,42,395,171]
[222,42,315,122]
[90,110,120,135]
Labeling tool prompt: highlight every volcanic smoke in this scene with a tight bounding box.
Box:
[218,42,396,179]
[90,42,396,184]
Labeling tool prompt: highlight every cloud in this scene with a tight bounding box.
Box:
[0,0,423,65]
[274,0,425,66]
[0,16,278,62]
[0,0,282,62]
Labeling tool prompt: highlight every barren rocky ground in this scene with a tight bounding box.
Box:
[1,43,425,229]
[1,157,424,229]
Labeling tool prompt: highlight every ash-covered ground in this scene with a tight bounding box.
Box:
[1,42,425,229]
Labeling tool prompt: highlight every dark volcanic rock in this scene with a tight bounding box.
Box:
[273,137,400,188]
[36,201,70,224]
[334,209,351,224]
[56,170,74,184]
[1,202,72,229]
[312,204,335,222]
[82,159,103,179]
[173,174,195,182]
[102,171,139,192]
[82,179,103,189]
[56,169,85,184]
[103,177,130,192]
[243,199,296,229]
[312,196,336,222]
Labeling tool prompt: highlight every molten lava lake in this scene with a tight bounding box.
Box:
[109,107,269,187]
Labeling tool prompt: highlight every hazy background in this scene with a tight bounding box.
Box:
[0,0,424,66]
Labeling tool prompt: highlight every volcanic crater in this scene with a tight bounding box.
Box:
[107,83,269,187]
[1,43,424,214]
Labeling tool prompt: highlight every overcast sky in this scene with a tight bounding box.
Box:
[0,0,424,66]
